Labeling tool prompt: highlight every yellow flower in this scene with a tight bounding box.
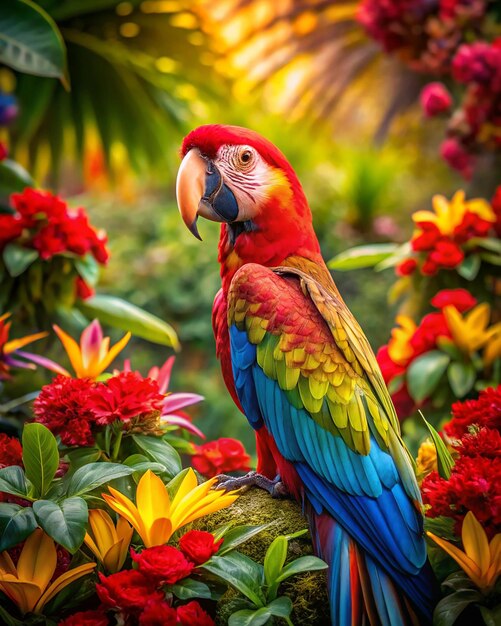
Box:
[427,511,501,591]
[412,190,495,236]
[53,319,131,378]
[416,439,437,484]
[102,469,239,548]
[443,303,501,356]
[388,315,417,366]
[0,529,95,614]
[84,509,133,572]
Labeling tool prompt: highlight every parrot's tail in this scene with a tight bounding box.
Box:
[311,512,434,626]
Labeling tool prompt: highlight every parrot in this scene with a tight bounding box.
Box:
[176,124,437,626]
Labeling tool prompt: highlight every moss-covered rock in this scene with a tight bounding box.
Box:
[194,488,330,625]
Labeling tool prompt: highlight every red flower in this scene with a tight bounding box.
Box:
[491,185,501,237]
[33,375,96,446]
[410,312,451,358]
[396,258,417,276]
[0,433,23,468]
[430,289,477,313]
[421,454,501,539]
[191,438,251,478]
[429,239,464,268]
[131,546,194,584]
[8,188,109,264]
[453,211,493,242]
[0,143,7,161]
[88,372,164,426]
[420,83,452,117]
[455,428,501,459]
[179,530,223,565]
[444,386,501,438]
[75,276,95,300]
[376,345,405,385]
[421,258,438,276]
[58,610,109,626]
[177,601,214,626]
[139,599,177,626]
[0,214,23,247]
[96,570,162,612]
[411,222,442,252]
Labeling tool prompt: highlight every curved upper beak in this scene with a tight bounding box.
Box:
[176,148,240,240]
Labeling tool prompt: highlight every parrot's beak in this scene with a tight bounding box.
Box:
[176,148,239,240]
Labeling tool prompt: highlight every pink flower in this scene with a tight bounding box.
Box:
[420,83,452,117]
[440,138,474,179]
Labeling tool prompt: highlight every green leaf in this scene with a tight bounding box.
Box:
[407,351,450,403]
[0,504,37,551]
[0,159,34,195]
[66,462,135,498]
[447,362,476,398]
[3,243,38,277]
[420,413,455,480]
[433,589,482,626]
[74,254,100,287]
[275,555,328,584]
[268,596,293,618]
[480,605,501,626]
[229,608,272,626]
[457,255,481,281]
[0,0,66,78]
[0,465,29,498]
[170,578,213,600]
[78,295,180,350]
[328,244,399,270]
[65,447,101,469]
[264,536,288,586]
[123,454,167,475]
[131,435,181,477]
[466,237,501,254]
[218,524,272,556]
[22,423,59,498]
[33,497,88,553]
[0,604,24,626]
[436,338,463,361]
[202,553,266,607]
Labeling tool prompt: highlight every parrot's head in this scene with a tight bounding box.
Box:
[176,124,321,279]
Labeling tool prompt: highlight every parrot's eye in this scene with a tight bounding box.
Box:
[238,148,254,167]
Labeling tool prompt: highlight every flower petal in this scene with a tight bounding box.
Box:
[170,467,199,511]
[145,517,173,548]
[101,492,144,539]
[4,332,48,354]
[462,512,490,578]
[427,531,483,588]
[136,470,170,529]
[34,562,96,613]
[15,350,70,376]
[17,529,56,592]
[0,576,42,614]
[53,325,84,377]
[88,509,118,552]
[97,332,131,375]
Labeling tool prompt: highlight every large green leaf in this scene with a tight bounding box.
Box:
[3,243,38,277]
[0,465,29,498]
[457,254,481,281]
[264,536,287,586]
[407,351,450,403]
[78,295,180,349]
[33,497,88,553]
[66,462,135,498]
[447,362,476,398]
[433,589,483,626]
[0,0,66,78]
[328,244,399,271]
[217,524,272,556]
[170,578,213,600]
[202,553,266,608]
[132,435,181,477]
[22,423,59,498]
[0,503,37,551]
[229,608,272,626]
[275,555,328,583]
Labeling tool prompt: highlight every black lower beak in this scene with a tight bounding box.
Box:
[200,161,239,223]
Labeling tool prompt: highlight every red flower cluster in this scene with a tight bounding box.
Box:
[1,188,109,263]
[0,433,22,468]
[420,82,452,117]
[377,289,476,419]
[97,536,218,625]
[191,437,251,478]
[422,424,501,539]
[444,385,501,438]
[58,610,109,626]
[88,371,164,426]
[33,371,165,446]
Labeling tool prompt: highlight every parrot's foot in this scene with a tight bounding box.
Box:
[215,471,289,498]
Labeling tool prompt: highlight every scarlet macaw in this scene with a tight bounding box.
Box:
[176,125,436,625]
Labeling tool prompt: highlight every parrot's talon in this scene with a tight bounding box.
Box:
[214,471,289,498]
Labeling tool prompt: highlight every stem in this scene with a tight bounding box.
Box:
[111,428,123,461]
[284,617,294,626]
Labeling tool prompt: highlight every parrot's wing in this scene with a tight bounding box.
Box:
[227,263,430,608]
